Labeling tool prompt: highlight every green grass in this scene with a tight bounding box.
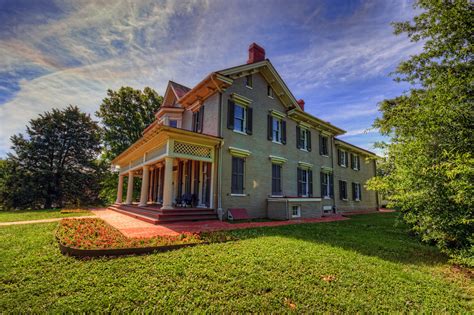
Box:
[0,208,92,223]
[0,213,472,312]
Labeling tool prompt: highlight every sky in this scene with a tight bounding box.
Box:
[0,0,422,157]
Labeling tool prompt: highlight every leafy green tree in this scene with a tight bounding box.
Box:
[3,106,102,209]
[96,86,163,160]
[367,0,473,266]
[96,86,163,203]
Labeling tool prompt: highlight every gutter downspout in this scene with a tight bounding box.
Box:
[331,136,337,214]
[217,92,224,220]
[374,159,380,210]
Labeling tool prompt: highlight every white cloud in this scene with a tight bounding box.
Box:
[0,0,420,156]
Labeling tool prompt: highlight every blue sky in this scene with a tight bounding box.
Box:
[0,0,421,156]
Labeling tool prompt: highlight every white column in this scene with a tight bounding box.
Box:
[139,165,150,207]
[125,171,134,205]
[161,157,174,210]
[116,175,124,204]
[209,162,215,209]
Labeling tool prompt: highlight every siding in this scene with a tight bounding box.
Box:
[333,148,378,212]
[220,73,333,218]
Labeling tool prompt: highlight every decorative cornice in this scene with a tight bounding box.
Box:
[269,155,288,164]
[321,166,333,172]
[269,109,286,119]
[230,93,252,106]
[298,161,313,169]
[229,146,251,157]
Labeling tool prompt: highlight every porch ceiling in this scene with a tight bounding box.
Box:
[112,125,223,168]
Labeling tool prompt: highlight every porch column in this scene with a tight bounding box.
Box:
[115,175,124,204]
[161,157,174,210]
[125,171,134,204]
[139,165,150,207]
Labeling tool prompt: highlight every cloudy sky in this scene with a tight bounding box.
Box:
[0,0,421,156]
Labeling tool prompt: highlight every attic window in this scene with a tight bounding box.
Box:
[267,85,274,98]
[245,75,253,88]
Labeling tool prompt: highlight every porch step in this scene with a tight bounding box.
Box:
[107,204,218,224]
[109,206,160,224]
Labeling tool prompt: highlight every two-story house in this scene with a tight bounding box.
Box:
[111,43,379,223]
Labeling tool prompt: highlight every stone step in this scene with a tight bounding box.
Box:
[108,205,218,224]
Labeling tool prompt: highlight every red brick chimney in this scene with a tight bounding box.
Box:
[297,99,305,111]
[247,43,266,64]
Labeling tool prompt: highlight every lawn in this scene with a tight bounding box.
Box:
[0,208,93,223]
[0,213,471,312]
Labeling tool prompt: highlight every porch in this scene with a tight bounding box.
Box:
[108,204,217,224]
[112,126,222,222]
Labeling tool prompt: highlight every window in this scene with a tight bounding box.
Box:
[271,164,282,196]
[338,149,349,167]
[233,104,247,133]
[169,120,178,128]
[227,101,253,135]
[320,172,333,198]
[297,168,313,197]
[291,205,301,218]
[231,157,245,194]
[268,115,286,144]
[272,117,282,143]
[192,106,204,133]
[245,75,253,88]
[267,85,274,98]
[297,126,311,151]
[339,180,348,200]
[352,183,362,201]
[319,135,329,156]
[351,154,360,170]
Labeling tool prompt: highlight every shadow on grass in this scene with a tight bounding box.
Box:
[223,213,448,267]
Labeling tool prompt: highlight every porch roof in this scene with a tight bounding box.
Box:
[112,125,223,167]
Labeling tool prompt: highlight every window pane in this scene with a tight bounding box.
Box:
[272,118,280,142]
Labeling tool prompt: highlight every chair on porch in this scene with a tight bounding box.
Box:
[175,194,200,208]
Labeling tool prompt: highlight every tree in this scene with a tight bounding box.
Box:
[367,0,473,266]
[3,106,102,209]
[96,86,163,160]
[96,86,163,204]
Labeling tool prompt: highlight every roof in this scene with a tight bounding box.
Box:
[218,59,345,135]
[334,138,377,156]
[169,81,191,99]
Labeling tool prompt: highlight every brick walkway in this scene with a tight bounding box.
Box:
[91,209,349,238]
[0,215,96,226]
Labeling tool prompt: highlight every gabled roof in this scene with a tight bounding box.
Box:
[334,138,377,157]
[217,59,345,135]
[169,81,191,98]
[161,81,191,109]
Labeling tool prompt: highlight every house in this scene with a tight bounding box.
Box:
[111,43,379,223]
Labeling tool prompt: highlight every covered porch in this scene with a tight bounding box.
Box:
[112,126,222,215]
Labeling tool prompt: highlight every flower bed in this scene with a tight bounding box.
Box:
[57,218,202,249]
[56,218,236,257]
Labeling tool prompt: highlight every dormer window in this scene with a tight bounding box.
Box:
[267,85,274,98]
[169,120,178,128]
[245,75,253,88]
